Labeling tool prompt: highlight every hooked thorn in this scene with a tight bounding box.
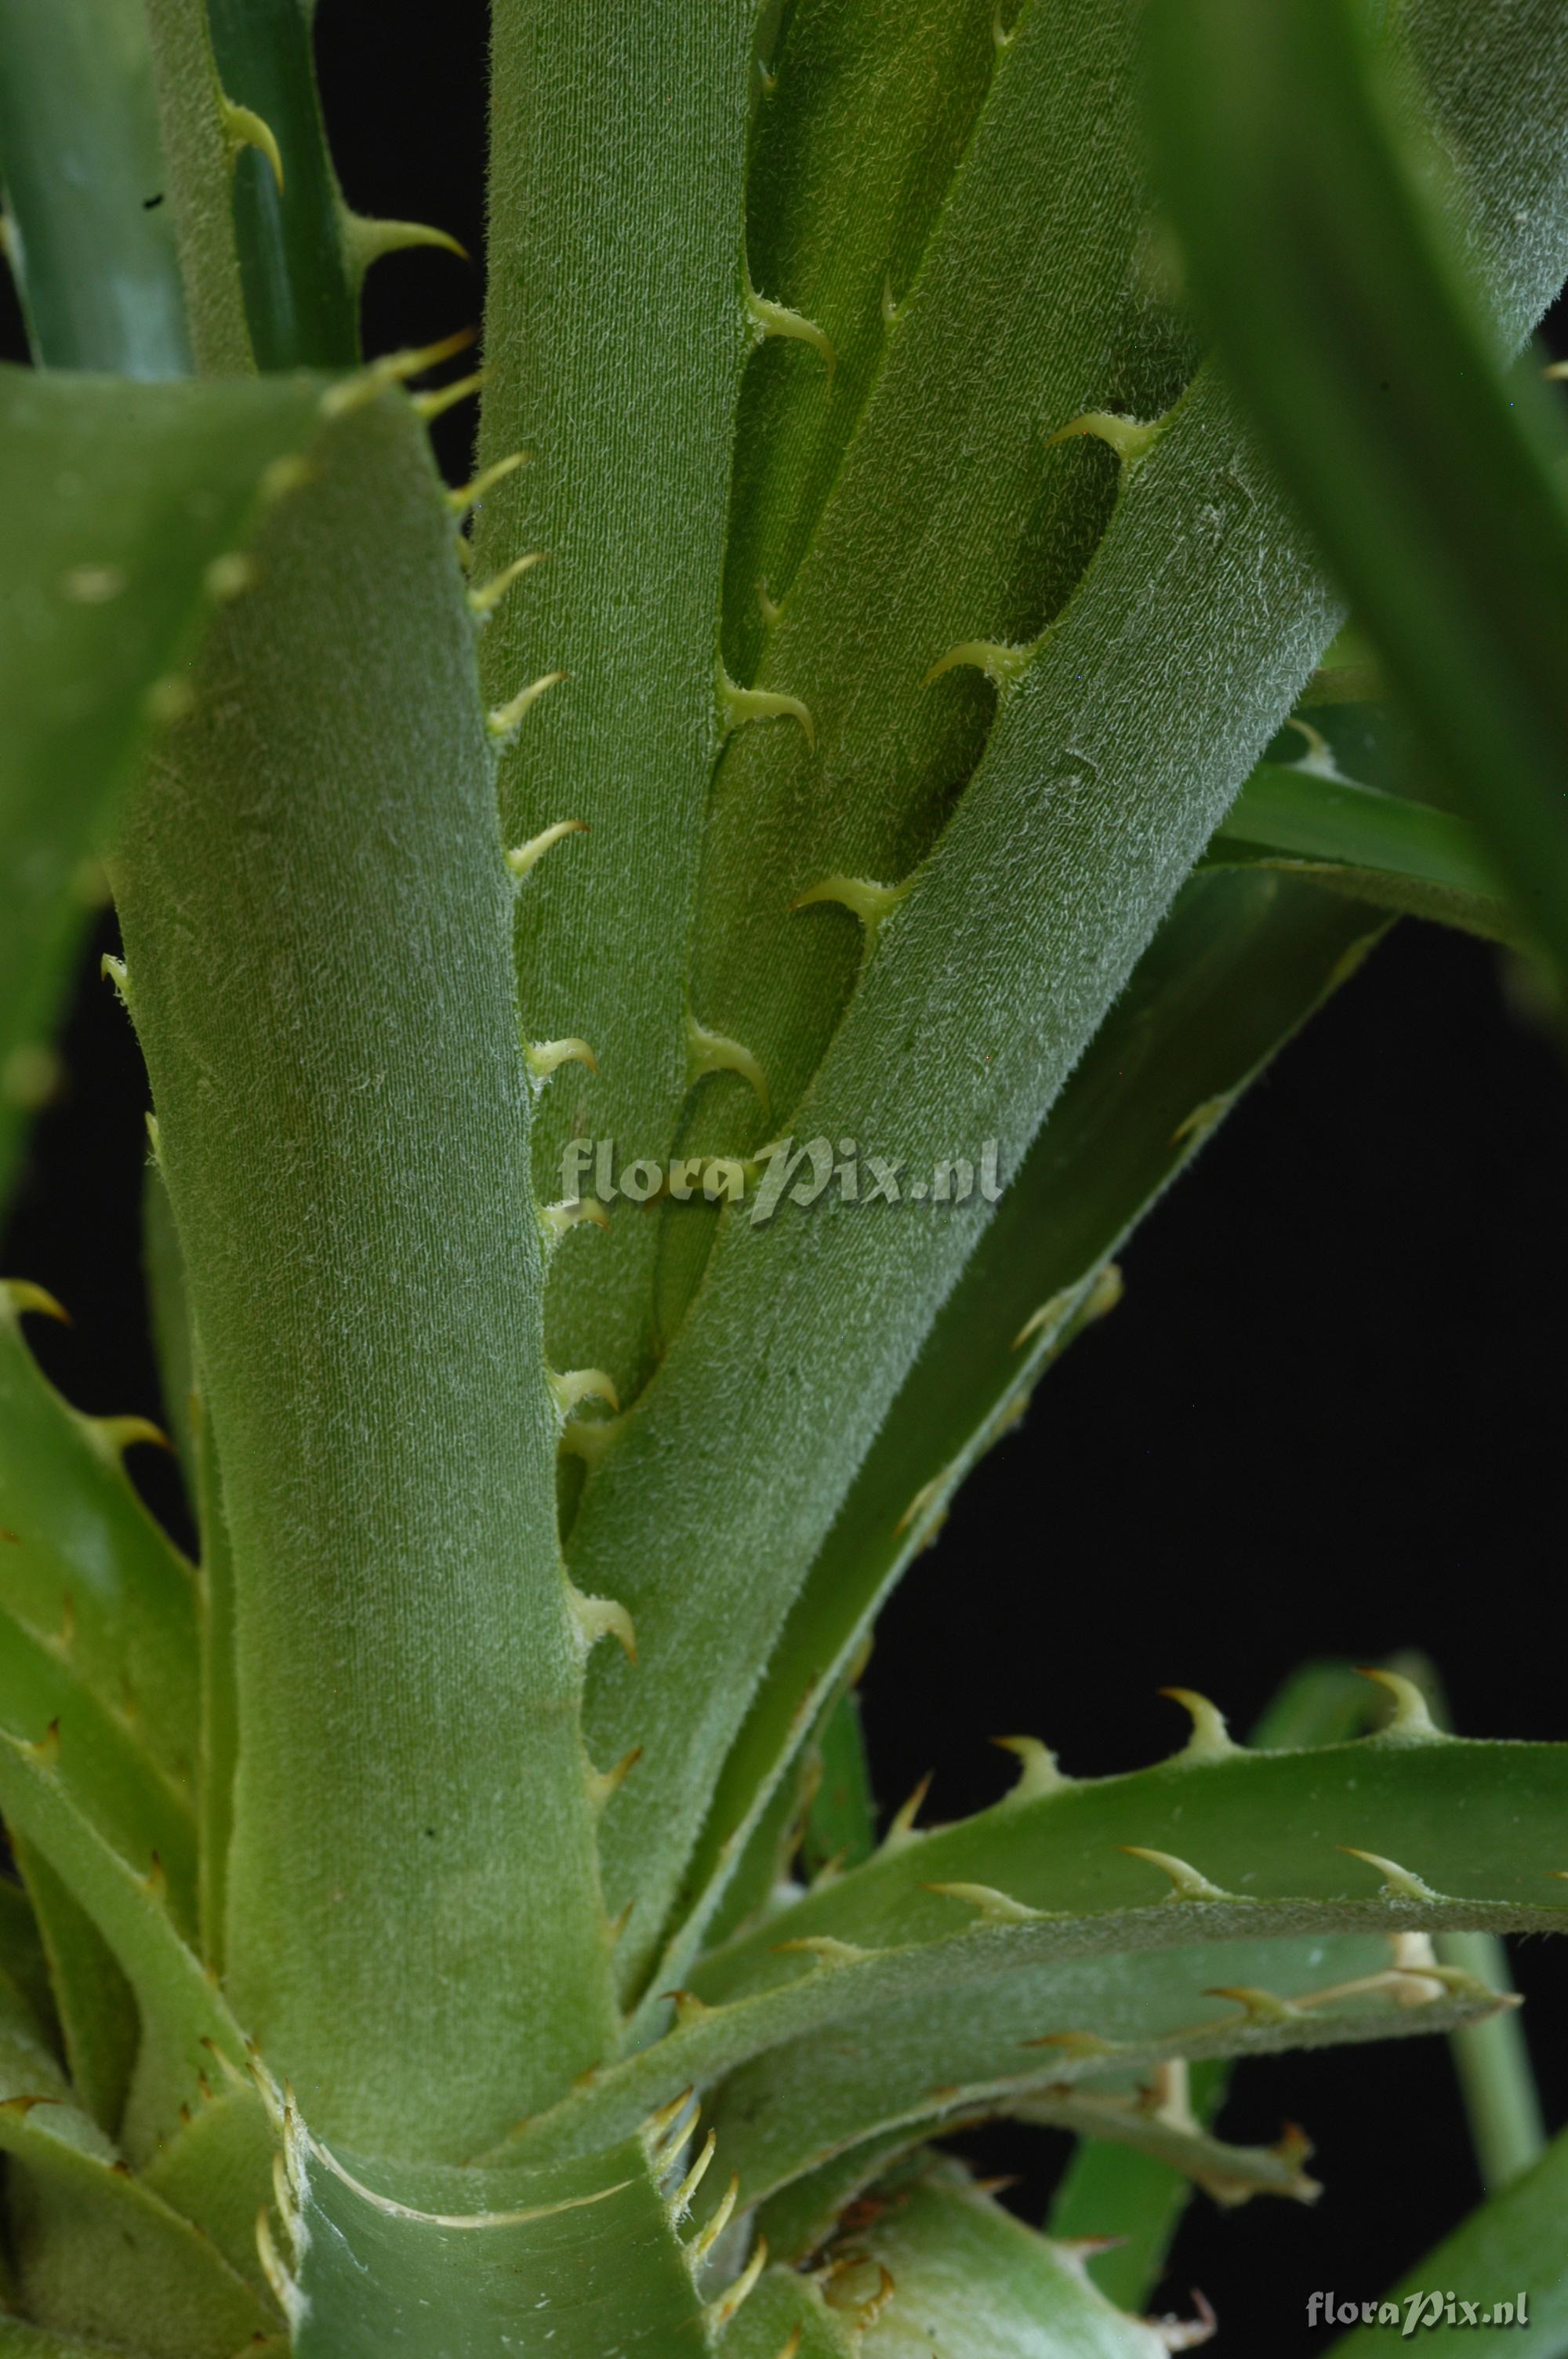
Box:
[1046,409,1164,470]
[1159,1687,1240,1761]
[1120,1846,1234,1903]
[717,660,814,746]
[3,1279,70,1325]
[490,671,568,740]
[993,1734,1070,1799]
[1356,1667,1441,1739]
[506,816,586,881]
[471,551,549,619]
[526,1037,598,1082]
[924,1879,1043,1925]
[448,450,529,521]
[564,1582,637,1663]
[220,99,284,191]
[923,638,1036,692]
[548,1367,619,1418]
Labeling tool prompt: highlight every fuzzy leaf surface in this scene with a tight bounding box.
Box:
[850,2161,1178,2357]
[0,1291,197,1790]
[475,4,757,1401]
[282,2128,707,2359]
[0,365,325,1202]
[1152,0,1568,976]
[666,870,1384,1986]
[111,385,612,2157]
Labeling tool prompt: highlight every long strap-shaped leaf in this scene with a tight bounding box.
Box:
[813,2157,1181,2357]
[1150,0,1568,981]
[695,1724,1568,2000]
[0,1725,244,2161]
[110,381,615,2157]
[568,357,1343,1991]
[0,0,191,374]
[474,4,760,1404]
[1205,760,1513,943]
[489,1718,1566,2172]
[657,870,1385,1998]
[0,1288,197,1792]
[0,364,327,1207]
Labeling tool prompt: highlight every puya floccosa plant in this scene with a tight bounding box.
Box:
[2,0,1567,2351]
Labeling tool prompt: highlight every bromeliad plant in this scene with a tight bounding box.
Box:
[2,0,1568,2352]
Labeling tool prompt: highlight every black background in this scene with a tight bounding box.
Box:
[3,3,1565,2346]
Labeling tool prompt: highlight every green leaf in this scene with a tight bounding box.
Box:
[800,1692,877,1883]
[280,2127,709,2359]
[484,1715,1563,2192]
[1149,0,1568,980]
[705,1932,1508,2217]
[0,1605,196,1932]
[203,0,359,369]
[0,1878,54,2041]
[696,1726,1568,2007]
[720,0,1014,692]
[474,5,760,1404]
[1323,2123,1568,2356]
[0,362,327,1205]
[570,356,1345,2000]
[755,2055,1302,2269]
[0,1964,270,2359]
[140,0,255,373]
[10,1842,138,2140]
[1205,758,1514,943]
[828,2157,1185,2357]
[0,1289,198,1792]
[0,0,191,374]
[109,381,612,2157]
[666,871,1384,1991]
[1046,1660,1393,2307]
[0,1725,245,2161]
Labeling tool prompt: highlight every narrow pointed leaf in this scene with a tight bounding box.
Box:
[842,2161,1179,2357]
[669,872,1384,1986]
[1151,0,1568,977]
[1205,761,1513,943]
[0,0,191,374]
[204,0,361,368]
[696,1733,1568,2006]
[475,5,758,1402]
[0,1291,198,1790]
[0,362,327,1204]
[10,1842,139,2139]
